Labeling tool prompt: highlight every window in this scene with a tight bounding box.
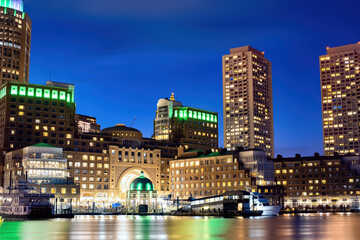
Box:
[61,188,66,194]
[71,188,76,194]
[51,188,56,194]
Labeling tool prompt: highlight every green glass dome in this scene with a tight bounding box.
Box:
[130,171,154,191]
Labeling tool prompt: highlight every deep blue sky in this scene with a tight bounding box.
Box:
[25,0,359,157]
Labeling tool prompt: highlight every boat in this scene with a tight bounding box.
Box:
[251,192,282,216]
[0,180,54,219]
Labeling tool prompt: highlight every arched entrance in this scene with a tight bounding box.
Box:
[117,167,154,193]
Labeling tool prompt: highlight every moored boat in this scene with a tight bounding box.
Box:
[0,181,54,220]
[251,192,282,216]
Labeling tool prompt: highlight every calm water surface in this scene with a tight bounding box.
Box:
[0,213,360,240]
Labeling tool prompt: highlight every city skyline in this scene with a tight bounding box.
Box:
[24,0,360,157]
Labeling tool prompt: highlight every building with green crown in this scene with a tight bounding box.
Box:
[126,171,158,213]
[153,93,218,152]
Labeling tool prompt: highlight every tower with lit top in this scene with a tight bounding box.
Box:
[0,0,31,84]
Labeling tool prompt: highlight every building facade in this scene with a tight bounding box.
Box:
[223,46,274,157]
[170,148,277,202]
[0,81,76,186]
[320,43,360,156]
[274,153,360,209]
[154,94,218,152]
[0,0,31,84]
[3,143,80,207]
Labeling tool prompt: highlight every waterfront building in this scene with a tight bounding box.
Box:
[0,0,32,84]
[170,147,281,205]
[0,81,76,186]
[222,46,274,157]
[126,171,158,213]
[76,114,100,133]
[320,43,360,156]
[63,144,161,208]
[154,93,218,152]
[274,153,360,209]
[3,143,80,209]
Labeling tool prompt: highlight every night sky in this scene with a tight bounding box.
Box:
[25,0,359,157]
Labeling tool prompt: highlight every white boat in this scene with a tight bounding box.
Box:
[0,181,54,219]
[251,192,282,216]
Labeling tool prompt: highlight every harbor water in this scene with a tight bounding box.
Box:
[0,213,360,240]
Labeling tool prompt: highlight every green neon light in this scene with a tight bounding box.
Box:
[59,91,66,100]
[184,110,187,118]
[13,9,16,16]
[44,89,50,98]
[174,110,178,117]
[36,88,42,97]
[22,12,24,19]
[10,85,17,95]
[189,110,193,118]
[130,183,134,191]
[146,183,152,191]
[214,116,217,123]
[0,0,24,12]
[206,113,210,121]
[0,87,6,99]
[137,183,142,191]
[27,87,34,96]
[179,110,183,118]
[4,7,6,14]
[9,84,73,103]
[19,86,26,96]
[51,90,58,99]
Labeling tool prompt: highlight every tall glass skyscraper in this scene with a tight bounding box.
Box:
[222,46,274,157]
[320,43,360,156]
[0,0,31,84]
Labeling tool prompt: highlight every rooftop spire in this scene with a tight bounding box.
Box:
[170,92,175,101]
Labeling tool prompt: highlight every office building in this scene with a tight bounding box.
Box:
[170,147,281,205]
[154,93,218,151]
[274,153,360,209]
[223,46,274,157]
[320,43,360,156]
[0,0,32,84]
[3,143,80,207]
[0,81,76,186]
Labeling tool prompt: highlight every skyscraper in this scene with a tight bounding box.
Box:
[0,0,32,84]
[320,43,360,156]
[223,46,274,157]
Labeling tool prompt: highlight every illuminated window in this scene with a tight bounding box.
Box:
[28,87,34,96]
[51,188,56,194]
[19,86,26,96]
[61,188,66,194]
[44,89,50,98]
[51,90,58,99]
[71,188,76,194]
[36,88,42,97]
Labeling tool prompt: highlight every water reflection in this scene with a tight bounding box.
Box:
[0,214,359,240]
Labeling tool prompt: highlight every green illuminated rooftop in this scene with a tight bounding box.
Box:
[173,107,218,123]
[4,83,75,103]
[0,0,24,12]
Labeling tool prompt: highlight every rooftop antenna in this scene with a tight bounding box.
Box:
[131,116,137,127]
